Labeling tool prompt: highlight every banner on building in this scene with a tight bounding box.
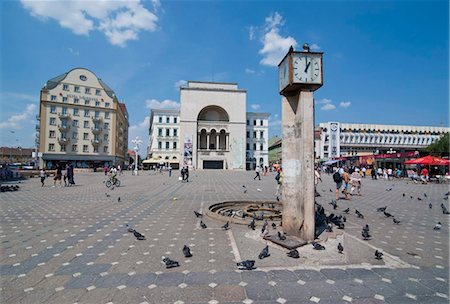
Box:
[183,134,193,167]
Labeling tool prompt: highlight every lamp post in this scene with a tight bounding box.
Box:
[131,137,143,176]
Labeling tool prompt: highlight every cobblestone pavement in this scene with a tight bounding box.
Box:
[0,170,449,304]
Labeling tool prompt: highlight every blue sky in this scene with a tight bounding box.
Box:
[1,0,448,154]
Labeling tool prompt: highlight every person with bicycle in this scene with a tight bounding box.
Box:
[109,166,118,184]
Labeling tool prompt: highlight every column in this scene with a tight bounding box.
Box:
[215,135,219,150]
[206,134,210,150]
[225,134,229,150]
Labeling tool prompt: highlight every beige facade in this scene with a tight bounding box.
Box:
[37,68,128,169]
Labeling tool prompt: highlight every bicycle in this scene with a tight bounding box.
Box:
[105,176,121,188]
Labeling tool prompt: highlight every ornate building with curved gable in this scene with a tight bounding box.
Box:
[146,81,270,170]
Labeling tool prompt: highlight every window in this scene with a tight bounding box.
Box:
[74,86,80,93]
[158,116,162,123]
[253,131,257,138]
[49,143,55,151]
[174,117,177,123]
[49,130,55,138]
[103,134,109,141]
[105,112,110,119]
[51,95,57,101]
[62,97,67,103]
[253,143,256,150]
[173,129,178,137]
[165,142,170,150]
[166,129,170,136]
[84,121,89,128]
[94,134,100,141]
[73,108,79,116]
[83,133,89,140]
[63,84,69,91]
[246,143,250,150]
[60,145,66,152]
[166,117,170,123]
[94,111,100,118]
[253,120,256,126]
[173,142,177,149]
[93,146,99,153]
[158,141,162,149]
[83,145,88,152]
[72,144,77,152]
[95,101,100,107]
[74,98,79,104]
[246,120,249,126]
[50,117,56,125]
[260,120,263,126]
[105,102,110,108]
[103,146,108,153]
[260,131,264,139]
[84,109,89,117]
[50,105,56,113]
[62,107,67,115]
[95,89,101,96]
[104,122,109,129]
[84,99,90,105]
[72,132,78,139]
[246,131,249,138]
[85,88,91,94]
[158,128,162,136]
[72,120,78,127]
[260,144,264,151]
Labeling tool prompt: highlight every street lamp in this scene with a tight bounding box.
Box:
[131,137,143,176]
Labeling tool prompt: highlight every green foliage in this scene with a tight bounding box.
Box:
[426,133,449,155]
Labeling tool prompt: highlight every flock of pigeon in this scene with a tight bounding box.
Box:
[0,184,20,192]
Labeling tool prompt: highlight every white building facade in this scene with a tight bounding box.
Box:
[317,122,449,159]
[146,81,270,170]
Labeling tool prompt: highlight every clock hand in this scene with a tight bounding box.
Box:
[304,59,311,73]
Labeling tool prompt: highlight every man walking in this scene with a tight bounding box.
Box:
[254,166,261,180]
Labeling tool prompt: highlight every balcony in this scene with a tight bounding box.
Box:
[91,139,103,146]
[92,116,103,122]
[58,137,70,144]
[91,127,103,134]
[58,113,71,120]
[35,125,40,131]
[58,124,70,132]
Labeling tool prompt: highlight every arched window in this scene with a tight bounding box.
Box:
[197,105,229,121]
[210,129,217,150]
[199,129,207,149]
[219,129,227,150]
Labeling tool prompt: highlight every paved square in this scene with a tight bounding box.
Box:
[0,171,448,303]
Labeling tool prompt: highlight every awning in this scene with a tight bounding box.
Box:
[323,159,339,165]
[404,156,450,166]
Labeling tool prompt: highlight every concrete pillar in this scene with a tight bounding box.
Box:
[225,135,229,150]
[206,134,210,150]
[216,135,219,150]
[281,91,315,241]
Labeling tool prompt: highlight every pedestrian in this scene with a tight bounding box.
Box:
[53,163,62,187]
[342,169,351,200]
[264,165,268,176]
[350,171,362,196]
[62,165,68,186]
[67,164,75,186]
[180,166,186,182]
[361,166,366,178]
[420,167,429,184]
[104,165,108,176]
[39,168,46,187]
[371,167,377,180]
[387,167,393,180]
[168,165,172,177]
[184,166,189,182]
[275,168,283,196]
[254,166,261,180]
[118,164,122,176]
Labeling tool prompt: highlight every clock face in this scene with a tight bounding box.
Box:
[278,57,289,92]
[292,54,322,84]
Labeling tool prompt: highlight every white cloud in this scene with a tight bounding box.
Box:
[339,101,351,108]
[21,0,159,47]
[315,98,332,104]
[145,98,179,110]
[68,47,79,56]
[174,80,187,90]
[250,104,261,110]
[321,103,336,111]
[0,104,37,130]
[245,68,256,74]
[310,43,321,51]
[248,25,256,40]
[258,12,297,67]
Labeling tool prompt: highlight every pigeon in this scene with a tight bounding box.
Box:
[343,216,347,222]
[105,193,110,197]
[133,229,146,240]
[375,250,384,260]
[182,245,193,257]
[118,197,121,202]
[445,191,450,196]
[429,203,432,209]
[410,196,413,199]
[444,196,449,201]
[386,188,392,191]
[243,185,247,193]
[272,222,276,229]
[406,251,419,256]
[276,196,280,202]
[287,249,300,259]
[343,207,350,214]
[237,260,255,270]
[355,209,364,219]
[383,211,393,218]
[258,245,270,259]
[326,224,333,232]
[363,224,370,232]
[222,221,230,230]
[126,224,134,233]
[261,221,268,234]
[424,193,427,198]
[194,211,203,218]
[337,242,344,254]
[200,221,207,229]
[248,219,256,230]
[434,222,442,230]
[393,218,401,224]
[377,206,387,212]
[329,200,338,210]
[329,189,333,192]
[337,222,345,229]
[163,257,180,268]
[417,197,422,201]
[442,205,450,214]
[312,242,325,250]
[257,188,262,192]
[277,231,286,240]
[402,193,405,197]
[362,229,371,240]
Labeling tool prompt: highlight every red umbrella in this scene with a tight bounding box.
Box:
[404,156,450,166]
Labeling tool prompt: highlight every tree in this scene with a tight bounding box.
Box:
[426,133,449,156]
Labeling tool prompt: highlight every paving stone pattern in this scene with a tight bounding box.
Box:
[0,171,448,303]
